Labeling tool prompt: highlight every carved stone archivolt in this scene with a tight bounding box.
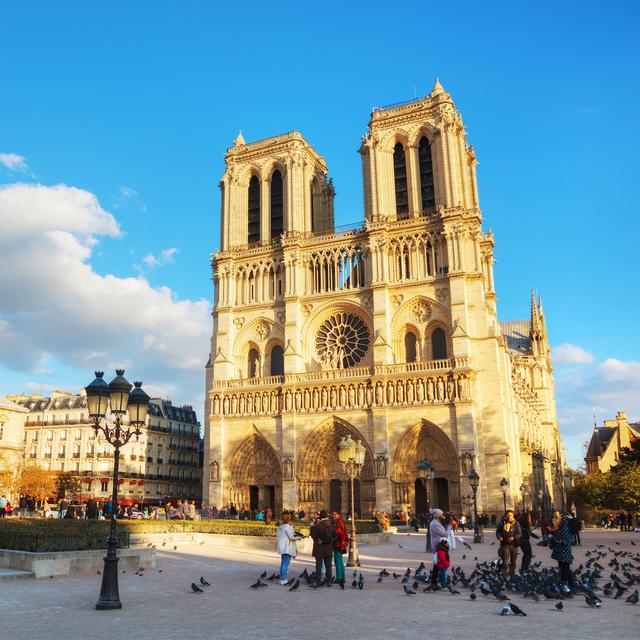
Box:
[224,433,282,510]
[211,372,472,418]
[296,417,376,515]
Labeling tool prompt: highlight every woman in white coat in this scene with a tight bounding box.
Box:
[276,511,298,585]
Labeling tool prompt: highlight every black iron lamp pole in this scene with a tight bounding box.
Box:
[500,477,508,513]
[85,370,149,610]
[520,483,527,512]
[417,459,435,552]
[469,469,482,543]
[337,436,365,567]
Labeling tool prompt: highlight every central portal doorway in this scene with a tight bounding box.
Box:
[249,485,259,511]
[329,479,342,514]
[414,478,428,516]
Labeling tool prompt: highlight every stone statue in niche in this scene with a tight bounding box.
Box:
[247,394,254,414]
[459,451,474,475]
[446,377,455,401]
[436,377,445,401]
[321,387,328,409]
[375,382,383,405]
[282,457,294,481]
[396,380,404,404]
[407,379,414,404]
[312,387,319,409]
[339,386,346,407]
[239,395,246,415]
[231,395,238,415]
[213,396,220,415]
[348,385,355,407]
[357,384,365,407]
[457,376,467,400]
[222,396,230,415]
[209,460,220,481]
[427,378,435,401]
[416,379,424,403]
[365,383,373,407]
[387,382,395,404]
[374,455,388,478]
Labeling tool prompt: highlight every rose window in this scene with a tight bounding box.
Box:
[315,312,370,369]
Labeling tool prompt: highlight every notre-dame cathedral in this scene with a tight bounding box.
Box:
[203,80,565,518]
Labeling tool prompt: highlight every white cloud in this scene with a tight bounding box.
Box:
[553,353,640,468]
[119,186,138,199]
[117,185,147,213]
[142,247,178,269]
[552,342,594,364]
[0,153,28,172]
[0,182,210,410]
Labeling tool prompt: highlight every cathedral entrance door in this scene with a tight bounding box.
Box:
[329,479,342,514]
[414,478,428,517]
[346,479,361,517]
[264,485,275,511]
[434,478,449,511]
[249,485,259,511]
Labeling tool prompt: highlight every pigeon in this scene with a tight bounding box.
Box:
[299,569,309,578]
[412,580,419,589]
[200,577,210,586]
[398,544,403,549]
[191,583,203,593]
[266,573,277,582]
[250,579,267,589]
[416,561,425,573]
[585,594,601,607]
[260,571,267,578]
[158,569,163,573]
[631,540,636,546]
[509,603,527,616]
[448,586,460,595]
[393,573,401,579]
[501,604,514,616]
[96,571,101,575]
[614,587,626,599]
[358,576,364,590]
[351,579,358,588]
[462,554,466,560]
[403,585,416,595]
[555,602,563,610]
[377,576,383,583]
[470,592,477,600]
[173,546,177,550]
[626,590,639,605]
[288,579,300,592]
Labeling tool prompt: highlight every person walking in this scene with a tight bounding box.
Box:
[428,509,448,588]
[459,514,466,532]
[496,510,521,579]
[86,496,98,519]
[548,510,574,593]
[276,511,299,585]
[517,512,538,574]
[568,512,581,545]
[310,510,335,587]
[0,495,7,518]
[331,511,349,589]
[436,536,451,589]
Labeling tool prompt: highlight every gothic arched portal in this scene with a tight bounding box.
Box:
[392,420,460,515]
[296,416,375,517]
[225,433,282,513]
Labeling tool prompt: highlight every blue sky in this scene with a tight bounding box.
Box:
[0,1,638,467]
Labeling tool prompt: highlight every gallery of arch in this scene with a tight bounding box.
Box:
[203,80,565,517]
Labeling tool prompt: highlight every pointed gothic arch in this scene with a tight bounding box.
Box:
[296,416,375,516]
[392,419,460,514]
[225,432,282,512]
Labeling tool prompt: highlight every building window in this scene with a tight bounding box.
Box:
[0,426,3,441]
[269,345,284,376]
[393,142,409,217]
[432,327,447,360]
[418,137,435,211]
[247,175,261,244]
[101,481,108,492]
[248,348,260,378]
[404,331,418,363]
[270,169,284,239]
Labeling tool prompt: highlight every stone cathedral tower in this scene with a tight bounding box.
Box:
[204,80,565,518]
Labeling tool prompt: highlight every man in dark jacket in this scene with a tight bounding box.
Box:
[86,497,98,519]
[496,510,521,579]
[311,510,335,586]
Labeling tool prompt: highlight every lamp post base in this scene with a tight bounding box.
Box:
[95,553,121,610]
[473,531,484,544]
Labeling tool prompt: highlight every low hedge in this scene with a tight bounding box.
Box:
[0,519,130,552]
[0,518,382,551]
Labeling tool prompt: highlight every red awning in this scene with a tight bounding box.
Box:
[130,480,137,485]
[83,478,92,483]
[99,478,110,483]
[117,479,124,484]
[138,480,145,486]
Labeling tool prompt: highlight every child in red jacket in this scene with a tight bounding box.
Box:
[436,536,451,588]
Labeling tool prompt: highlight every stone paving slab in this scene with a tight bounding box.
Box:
[0,567,33,580]
[0,529,637,640]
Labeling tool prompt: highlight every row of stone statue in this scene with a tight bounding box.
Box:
[211,373,472,417]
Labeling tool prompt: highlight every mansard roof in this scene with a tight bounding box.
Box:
[585,427,616,459]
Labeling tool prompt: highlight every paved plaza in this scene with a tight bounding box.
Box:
[0,529,638,640]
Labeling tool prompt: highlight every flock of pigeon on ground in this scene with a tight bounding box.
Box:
[184,537,640,616]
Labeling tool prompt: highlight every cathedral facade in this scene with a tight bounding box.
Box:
[203,80,565,518]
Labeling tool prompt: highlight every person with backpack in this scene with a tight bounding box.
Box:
[311,510,335,587]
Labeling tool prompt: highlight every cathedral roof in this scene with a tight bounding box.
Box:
[500,320,532,354]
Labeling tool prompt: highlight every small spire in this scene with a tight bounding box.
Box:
[530,289,539,327]
[431,76,445,96]
[233,130,245,147]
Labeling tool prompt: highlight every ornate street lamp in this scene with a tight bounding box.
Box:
[519,483,527,512]
[337,435,365,567]
[465,493,473,527]
[500,477,508,513]
[417,459,435,552]
[468,469,482,543]
[86,370,150,610]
